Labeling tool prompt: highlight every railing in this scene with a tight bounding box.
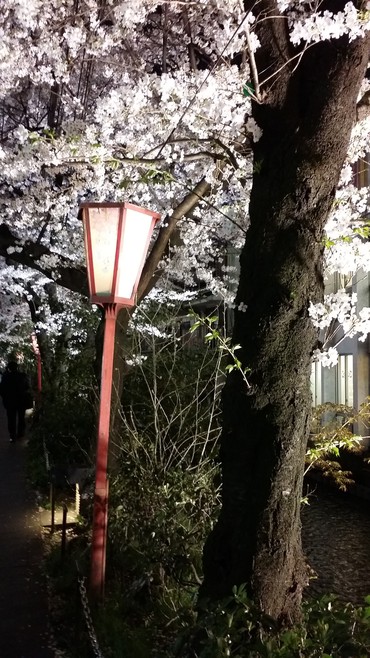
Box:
[76,565,105,658]
[43,440,104,656]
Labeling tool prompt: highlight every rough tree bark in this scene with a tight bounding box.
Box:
[200,3,370,622]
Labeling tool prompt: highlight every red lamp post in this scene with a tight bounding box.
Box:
[80,201,161,601]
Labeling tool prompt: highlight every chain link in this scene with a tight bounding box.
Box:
[77,572,105,658]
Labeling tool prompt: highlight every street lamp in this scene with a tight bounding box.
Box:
[80,201,161,601]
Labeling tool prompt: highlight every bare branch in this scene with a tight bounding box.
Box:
[0,223,87,296]
[59,150,227,168]
[182,7,197,71]
[138,177,211,301]
[245,18,262,102]
[162,2,168,74]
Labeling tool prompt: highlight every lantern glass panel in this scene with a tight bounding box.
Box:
[88,207,120,296]
[116,208,153,300]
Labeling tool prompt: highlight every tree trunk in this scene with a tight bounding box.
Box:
[200,30,370,622]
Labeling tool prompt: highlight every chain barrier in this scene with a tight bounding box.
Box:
[77,567,105,658]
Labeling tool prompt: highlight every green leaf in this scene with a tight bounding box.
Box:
[189,322,200,333]
[253,159,263,174]
[243,82,255,97]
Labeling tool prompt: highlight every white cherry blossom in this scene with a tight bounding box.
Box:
[0,0,369,365]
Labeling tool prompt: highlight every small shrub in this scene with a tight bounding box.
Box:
[28,390,95,490]
[176,586,370,657]
[105,330,223,650]
[306,403,364,490]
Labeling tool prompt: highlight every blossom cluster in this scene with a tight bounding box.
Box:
[289,2,370,45]
[0,0,369,368]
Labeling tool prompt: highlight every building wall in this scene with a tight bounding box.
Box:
[311,270,370,445]
[311,153,370,423]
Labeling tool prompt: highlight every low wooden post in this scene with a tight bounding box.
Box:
[61,503,68,558]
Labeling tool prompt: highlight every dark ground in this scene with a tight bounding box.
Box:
[0,406,54,657]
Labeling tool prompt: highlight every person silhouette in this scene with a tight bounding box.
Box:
[0,361,32,442]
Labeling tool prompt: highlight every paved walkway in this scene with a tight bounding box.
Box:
[0,406,54,657]
[302,486,370,604]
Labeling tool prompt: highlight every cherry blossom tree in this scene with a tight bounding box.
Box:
[1,0,370,622]
[0,0,252,383]
[0,0,247,387]
[199,0,370,623]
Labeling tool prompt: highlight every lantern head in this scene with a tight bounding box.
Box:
[80,202,161,307]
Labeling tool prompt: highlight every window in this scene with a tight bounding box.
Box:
[311,354,353,407]
[354,157,370,189]
[333,272,353,292]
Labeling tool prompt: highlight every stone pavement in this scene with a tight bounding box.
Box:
[0,406,54,657]
[302,486,370,605]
